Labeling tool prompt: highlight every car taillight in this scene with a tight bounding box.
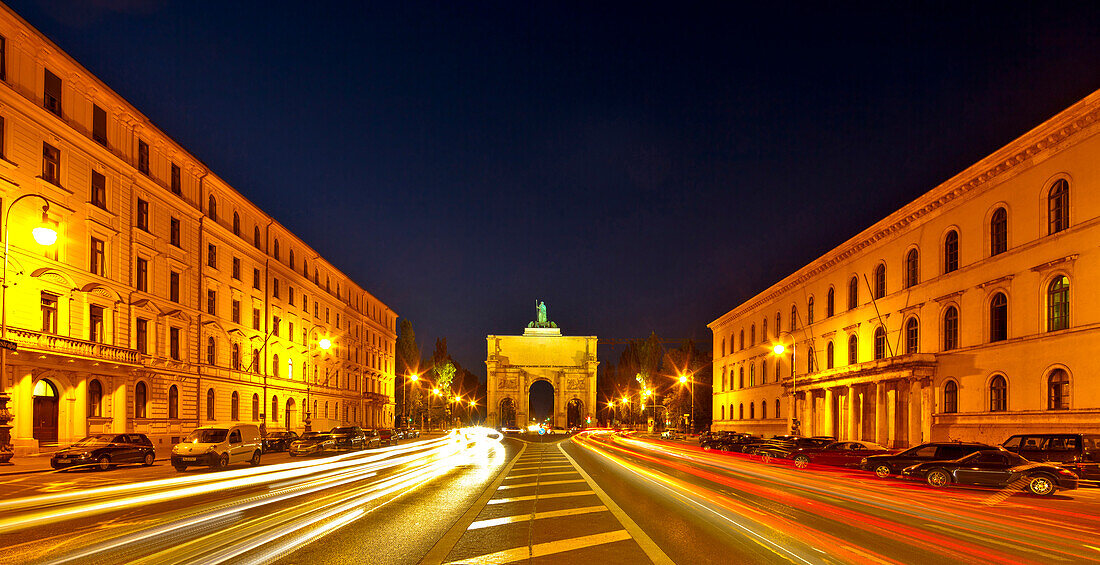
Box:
[1057,468,1078,477]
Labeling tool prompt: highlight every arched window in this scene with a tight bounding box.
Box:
[848,334,858,364]
[990,292,1008,342]
[762,318,768,340]
[990,375,1007,412]
[874,326,887,360]
[233,212,240,236]
[905,317,919,354]
[721,368,727,391]
[232,343,240,370]
[272,395,280,422]
[738,367,744,389]
[1048,369,1069,410]
[790,305,797,331]
[231,391,240,420]
[1047,276,1069,331]
[289,249,295,269]
[720,339,725,357]
[943,230,959,273]
[826,287,835,317]
[208,194,217,221]
[738,403,744,420]
[761,400,767,419]
[826,341,835,369]
[274,239,280,260]
[774,399,780,418]
[806,346,815,373]
[847,276,858,310]
[252,393,260,421]
[749,363,755,386]
[135,381,147,418]
[905,248,919,288]
[168,385,178,419]
[750,324,755,346]
[873,264,886,299]
[739,330,744,350]
[254,225,261,248]
[252,349,260,372]
[273,354,280,377]
[943,306,959,350]
[206,388,215,420]
[749,402,755,419]
[943,381,958,413]
[761,360,767,383]
[207,336,216,365]
[774,358,780,382]
[807,296,814,324]
[990,207,1007,256]
[721,405,725,420]
[88,379,103,417]
[775,312,781,338]
[1048,178,1069,234]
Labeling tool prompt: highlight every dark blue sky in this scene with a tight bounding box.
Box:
[13,1,1100,376]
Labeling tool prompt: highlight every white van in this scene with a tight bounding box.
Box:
[171,423,262,471]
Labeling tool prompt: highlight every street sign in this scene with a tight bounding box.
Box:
[0,339,16,352]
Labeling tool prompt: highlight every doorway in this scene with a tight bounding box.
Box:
[32,379,59,446]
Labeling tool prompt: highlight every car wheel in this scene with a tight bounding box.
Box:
[925,469,950,488]
[1026,475,1055,496]
[142,453,155,466]
[96,455,112,471]
[794,455,810,469]
[288,452,297,457]
[173,464,187,472]
[874,464,892,478]
[212,454,229,470]
[702,445,711,451]
[249,450,262,466]
[760,453,772,464]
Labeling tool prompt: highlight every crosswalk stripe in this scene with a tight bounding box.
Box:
[487,490,595,504]
[504,471,577,480]
[466,505,608,530]
[445,530,632,564]
[497,479,586,490]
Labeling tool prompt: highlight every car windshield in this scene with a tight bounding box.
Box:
[185,429,228,443]
[73,435,114,446]
[299,432,325,440]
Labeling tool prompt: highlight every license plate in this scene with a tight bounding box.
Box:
[181,457,196,462]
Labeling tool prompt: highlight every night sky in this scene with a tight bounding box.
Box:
[12,1,1100,379]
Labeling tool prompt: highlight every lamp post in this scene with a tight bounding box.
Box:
[1,195,58,463]
[303,336,331,432]
[678,374,694,433]
[404,373,418,430]
[773,335,799,435]
[431,388,441,431]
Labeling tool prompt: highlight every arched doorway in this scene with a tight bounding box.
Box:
[529,380,554,426]
[32,379,59,446]
[285,398,296,430]
[499,397,516,428]
[566,398,584,428]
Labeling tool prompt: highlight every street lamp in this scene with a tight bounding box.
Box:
[431,388,441,431]
[678,374,695,433]
[303,335,332,432]
[404,373,419,430]
[1,196,58,462]
[772,336,800,435]
[468,399,476,426]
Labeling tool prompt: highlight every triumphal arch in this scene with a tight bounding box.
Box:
[486,302,598,429]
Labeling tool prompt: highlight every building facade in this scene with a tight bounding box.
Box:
[0,5,397,455]
[709,89,1100,448]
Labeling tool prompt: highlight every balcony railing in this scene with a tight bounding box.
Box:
[7,327,141,365]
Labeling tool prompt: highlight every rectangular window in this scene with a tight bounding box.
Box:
[42,142,60,185]
[253,268,261,290]
[89,305,104,343]
[0,116,5,159]
[41,292,58,333]
[44,69,62,115]
[302,294,308,313]
[273,316,280,337]
[252,308,261,330]
[93,104,108,145]
[135,318,148,354]
[289,322,294,341]
[232,257,240,280]
[207,243,217,268]
[136,199,149,230]
[89,237,105,276]
[207,289,216,315]
[91,171,106,209]
[232,299,241,324]
[170,327,180,360]
[0,35,6,81]
[170,163,181,194]
[288,286,294,306]
[136,257,148,292]
[273,278,279,298]
[137,139,149,174]
[169,271,180,302]
[170,217,180,247]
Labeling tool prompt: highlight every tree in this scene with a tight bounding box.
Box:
[395,319,421,425]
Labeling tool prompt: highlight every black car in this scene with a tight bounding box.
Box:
[700,431,745,450]
[262,431,299,453]
[722,435,771,453]
[329,426,367,451]
[901,449,1079,496]
[50,434,156,471]
[378,429,398,446]
[754,437,835,461]
[1001,433,1100,481]
[860,442,995,477]
[289,432,336,457]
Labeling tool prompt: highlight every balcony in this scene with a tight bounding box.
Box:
[6,327,141,365]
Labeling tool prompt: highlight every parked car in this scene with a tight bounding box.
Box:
[700,431,747,450]
[789,441,895,469]
[289,432,336,457]
[1000,433,1100,481]
[329,426,367,451]
[901,449,1079,496]
[722,435,772,453]
[262,431,299,453]
[860,442,994,478]
[754,437,835,461]
[378,428,397,446]
[661,430,684,440]
[172,424,263,471]
[51,433,156,471]
[363,429,383,449]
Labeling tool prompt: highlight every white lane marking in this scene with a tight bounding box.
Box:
[487,490,595,504]
[497,479,586,490]
[444,530,632,564]
[466,505,608,530]
[504,471,577,480]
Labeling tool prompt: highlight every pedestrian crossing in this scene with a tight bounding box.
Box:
[436,440,665,564]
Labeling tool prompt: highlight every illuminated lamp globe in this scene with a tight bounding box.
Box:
[679,375,688,384]
[318,338,332,350]
[773,344,786,355]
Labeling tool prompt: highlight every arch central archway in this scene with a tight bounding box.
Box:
[32,379,59,446]
[529,380,554,425]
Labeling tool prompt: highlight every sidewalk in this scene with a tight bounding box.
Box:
[0,445,177,477]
